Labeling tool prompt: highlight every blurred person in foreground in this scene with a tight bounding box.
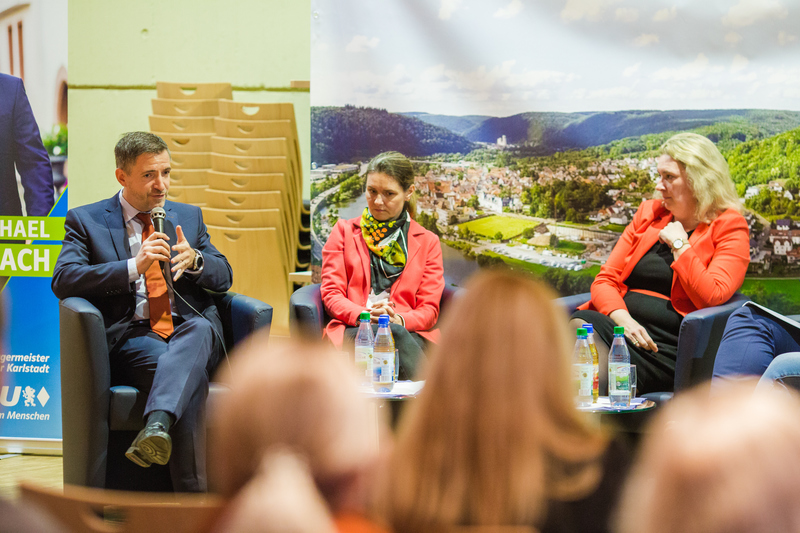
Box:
[570,132,749,394]
[380,269,625,533]
[209,337,389,533]
[0,299,64,533]
[212,449,337,533]
[616,379,800,533]
[321,151,444,380]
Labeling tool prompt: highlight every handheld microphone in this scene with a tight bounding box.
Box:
[150,207,169,281]
[151,206,166,234]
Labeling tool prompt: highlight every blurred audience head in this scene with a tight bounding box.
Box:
[617,380,800,533]
[212,449,337,533]
[660,132,741,221]
[382,269,607,530]
[210,337,381,514]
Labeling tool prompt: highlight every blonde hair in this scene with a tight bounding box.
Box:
[617,380,800,533]
[660,132,742,222]
[380,270,608,530]
[209,336,379,509]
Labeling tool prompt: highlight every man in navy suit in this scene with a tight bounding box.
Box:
[52,132,232,492]
[0,73,55,217]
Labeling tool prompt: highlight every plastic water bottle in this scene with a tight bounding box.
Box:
[372,315,395,392]
[608,326,631,407]
[354,311,374,386]
[584,323,600,403]
[573,328,593,407]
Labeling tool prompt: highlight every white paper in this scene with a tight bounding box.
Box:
[744,301,800,332]
[360,380,425,399]
[577,397,647,412]
[366,290,390,309]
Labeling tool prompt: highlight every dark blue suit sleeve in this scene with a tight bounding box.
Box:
[51,208,132,300]
[13,78,54,216]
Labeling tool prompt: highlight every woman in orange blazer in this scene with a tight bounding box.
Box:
[571,133,750,394]
[321,151,444,380]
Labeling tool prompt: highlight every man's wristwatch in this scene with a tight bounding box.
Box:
[191,249,203,270]
[671,238,686,252]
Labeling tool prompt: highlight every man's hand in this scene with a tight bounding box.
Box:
[609,308,658,352]
[171,225,197,281]
[135,231,171,275]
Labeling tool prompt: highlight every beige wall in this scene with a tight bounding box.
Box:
[68,0,310,207]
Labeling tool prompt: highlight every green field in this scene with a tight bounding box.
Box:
[556,241,587,253]
[458,215,537,239]
[600,223,627,233]
[741,278,800,304]
[485,251,600,278]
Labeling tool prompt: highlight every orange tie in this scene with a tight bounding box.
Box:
[136,213,174,339]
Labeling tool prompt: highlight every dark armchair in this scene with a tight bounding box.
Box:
[557,292,749,402]
[59,291,272,491]
[289,283,458,340]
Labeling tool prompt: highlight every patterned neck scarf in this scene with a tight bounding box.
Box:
[361,208,410,293]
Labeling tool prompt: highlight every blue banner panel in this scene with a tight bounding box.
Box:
[0,190,67,442]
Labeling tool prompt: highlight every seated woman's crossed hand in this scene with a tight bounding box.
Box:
[370,300,403,326]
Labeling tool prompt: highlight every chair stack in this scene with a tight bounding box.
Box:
[149,82,233,207]
[203,100,308,335]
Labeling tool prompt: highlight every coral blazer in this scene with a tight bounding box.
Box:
[579,199,750,317]
[321,216,445,349]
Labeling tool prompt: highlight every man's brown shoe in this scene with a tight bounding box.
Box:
[125,422,172,467]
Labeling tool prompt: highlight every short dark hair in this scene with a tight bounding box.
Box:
[115,132,169,173]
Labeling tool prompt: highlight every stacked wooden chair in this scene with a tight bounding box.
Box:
[148,83,309,335]
[204,100,309,335]
[149,82,232,207]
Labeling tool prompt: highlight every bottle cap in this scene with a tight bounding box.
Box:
[359,311,370,321]
[576,327,587,336]
[584,323,594,334]
[378,314,390,326]
[614,326,625,335]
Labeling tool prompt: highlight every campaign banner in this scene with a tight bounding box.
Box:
[0,190,67,450]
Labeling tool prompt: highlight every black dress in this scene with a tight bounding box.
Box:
[572,237,689,394]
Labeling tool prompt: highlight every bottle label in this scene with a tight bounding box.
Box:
[573,363,593,397]
[609,363,630,393]
[355,346,372,378]
[373,350,395,384]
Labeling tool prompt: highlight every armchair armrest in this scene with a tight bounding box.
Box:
[211,291,273,350]
[59,297,112,488]
[554,292,591,316]
[673,292,749,392]
[289,283,325,339]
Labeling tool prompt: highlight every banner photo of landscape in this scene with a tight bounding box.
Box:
[310,0,800,310]
[0,0,69,452]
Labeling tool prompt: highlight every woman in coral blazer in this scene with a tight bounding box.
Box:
[571,133,750,394]
[321,152,444,380]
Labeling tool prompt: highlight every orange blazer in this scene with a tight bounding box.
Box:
[579,199,750,317]
[321,216,445,348]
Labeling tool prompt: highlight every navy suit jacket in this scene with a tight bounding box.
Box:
[0,73,54,216]
[52,194,233,352]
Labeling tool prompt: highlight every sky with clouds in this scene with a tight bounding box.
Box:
[310,0,800,116]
